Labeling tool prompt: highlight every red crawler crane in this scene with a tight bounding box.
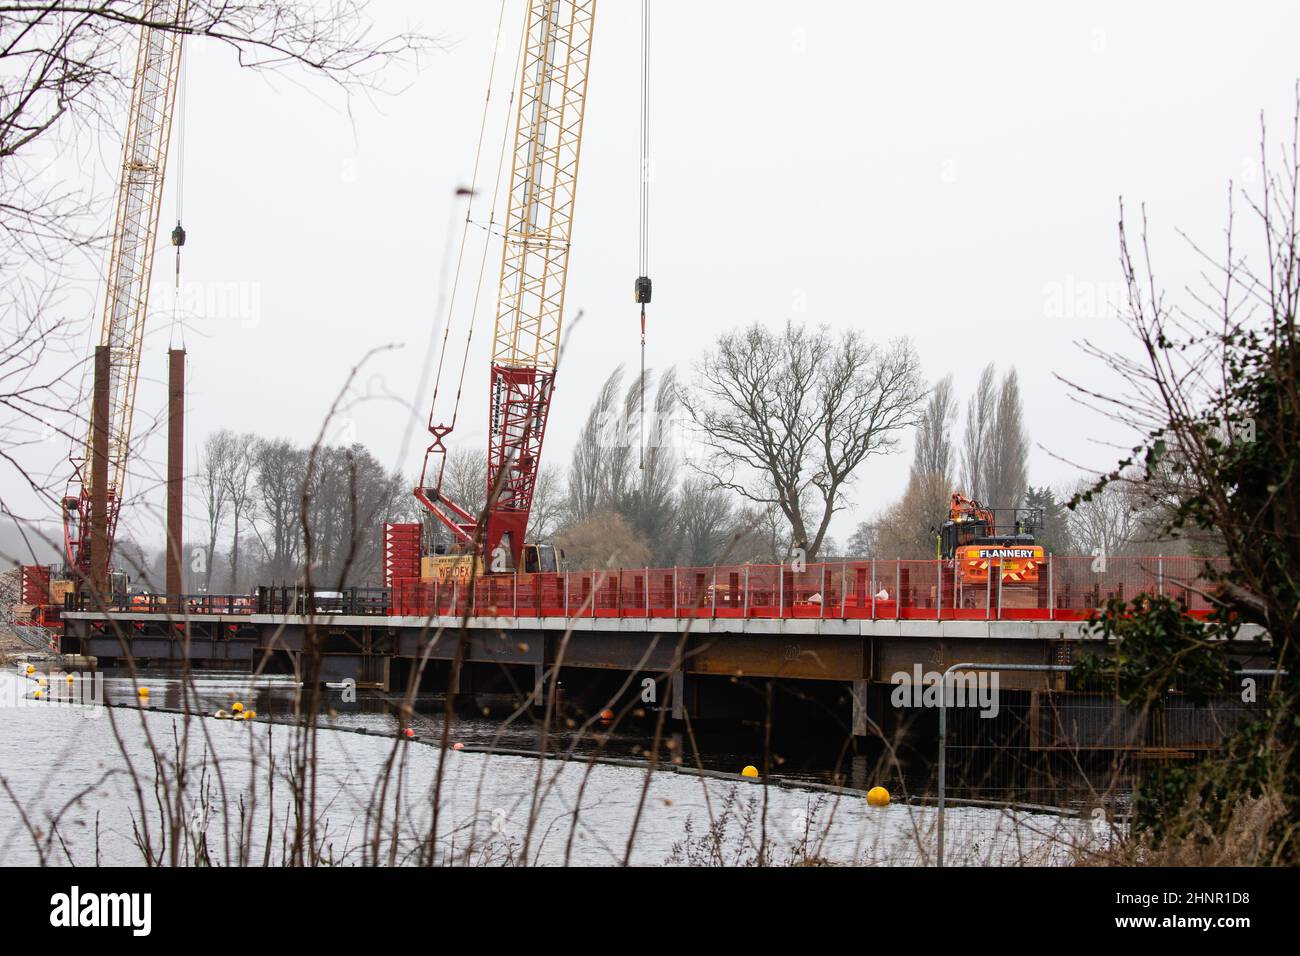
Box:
[412,1,595,582]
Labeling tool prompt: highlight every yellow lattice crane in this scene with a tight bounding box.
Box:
[63,1,189,578]
[417,0,596,573]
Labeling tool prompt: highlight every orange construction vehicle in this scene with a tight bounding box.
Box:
[940,493,1044,589]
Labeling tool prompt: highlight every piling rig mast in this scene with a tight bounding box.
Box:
[416,0,596,572]
[62,1,188,578]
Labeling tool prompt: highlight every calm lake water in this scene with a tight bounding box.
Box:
[0,669,1110,867]
[0,666,1118,866]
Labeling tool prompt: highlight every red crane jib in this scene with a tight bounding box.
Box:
[484,363,554,568]
[413,363,555,570]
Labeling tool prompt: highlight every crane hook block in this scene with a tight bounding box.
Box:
[171,222,186,247]
[634,275,652,304]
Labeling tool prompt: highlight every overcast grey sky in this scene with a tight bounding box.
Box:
[9,0,1300,561]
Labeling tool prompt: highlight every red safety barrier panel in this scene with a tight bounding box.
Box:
[20,565,52,605]
[111,555,1231,625]
[383,523,422,588]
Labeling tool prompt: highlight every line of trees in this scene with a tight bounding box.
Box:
[444,368,771,570]
[161,330,1213,590]
[848,362,1210,560]
[173,431,412,592]
[164,340,1209,591]
[424,323,927,572]
[543,322,926,569]
[863,364,1030,560]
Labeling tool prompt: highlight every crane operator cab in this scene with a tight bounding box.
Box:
[491,532,562,575]
[523,542,561,574]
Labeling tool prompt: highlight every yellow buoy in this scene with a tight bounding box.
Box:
[137,687,150,699]
[867,786,891,807]
[25,664,34,675]
[244,711,256,720]
[741,765,760,779]
[37,677,47,686]
[33,690,42,700]
[65,674,75,683]
[231,701,244,713]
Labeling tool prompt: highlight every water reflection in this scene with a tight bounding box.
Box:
[98,668,896,791]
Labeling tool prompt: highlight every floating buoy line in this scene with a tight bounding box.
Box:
[11,664,919,806]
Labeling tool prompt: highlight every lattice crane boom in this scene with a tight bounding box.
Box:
[62,1,188,576]
[417,0,595,570]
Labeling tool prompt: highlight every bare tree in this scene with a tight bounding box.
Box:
[419,445,486,551]
[729,499,787,564]
[527,466,565,543]
[0,2,430,261]
[684,320,923,560]
[442,445,487,518]
[563,365,681,561]
[913,373,958,482]
[196,429,235,589]
[243,435,404,585]
[1067,476,1140,559]
[0,279,84,514]
[868,371,962,559]
[554,510,649,570]
[960,363,996,498]
[567,368,623,523]
[1058,90,1300,863]
[251,436,304,581]
[875,470,952,560]
[223,431,258,591]
[846,520,877,558]
[601,368,643,512]
[302,443,405,585]
[981,367,1029,509]
[673,475,734,567]
[0,3,431,568]
[624,367,679,563]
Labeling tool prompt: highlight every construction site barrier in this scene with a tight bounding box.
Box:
[383,554,1227,622]
[59,555,1228,623]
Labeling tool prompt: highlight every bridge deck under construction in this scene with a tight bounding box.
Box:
[57,553,1231,623]
[55,554,1268,743]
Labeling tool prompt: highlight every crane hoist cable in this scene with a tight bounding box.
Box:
[426,0,514,431]
[446,37,522,440]
[392,0,513,482]
[418,0,525,511]
[634,0,652,474]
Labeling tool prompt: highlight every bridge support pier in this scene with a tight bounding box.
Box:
[533,662,547,710]
[448,658,473,709]
[851,679,881,738]
[671,670,685,721]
